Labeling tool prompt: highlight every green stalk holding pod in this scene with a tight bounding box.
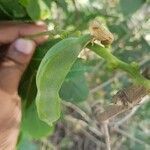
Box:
[36,34,91,126]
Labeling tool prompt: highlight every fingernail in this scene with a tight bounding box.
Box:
[36,21,45,26]
[14,39,35,54]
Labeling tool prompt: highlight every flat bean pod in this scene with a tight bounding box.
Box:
[36,35,91,125]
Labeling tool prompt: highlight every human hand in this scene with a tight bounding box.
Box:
[0,21,48,150]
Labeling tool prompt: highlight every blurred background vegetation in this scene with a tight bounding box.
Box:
[0,0,150,149]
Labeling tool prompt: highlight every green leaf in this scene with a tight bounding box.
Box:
[36,34,91,126]
[55,0,68,12]
[33,39,61,61]
[59,59,89,102]
[0,5,10,19]
[59,73,89,103]
[19,0,29,7]
[19,72,37,107]
[17,134,39,150]
[19,39,60,139]
[66,58,90,78]
[0,0,26,18]
[21,0,51,20]
[109,22,127,38]
[21,102,54,139]
[119,0,145,16]
[19,39,60,104]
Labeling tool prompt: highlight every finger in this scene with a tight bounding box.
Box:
[0,38,36,94]
[0,21,48,44]
[0,44,9,61]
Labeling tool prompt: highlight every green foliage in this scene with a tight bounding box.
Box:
[60,74,89,102]
[22,101,54,139]
[19,39,60,139]
[0,0,26,18]
[17,134,39,150]
[60,59,89,103]
[0,0,51,20]
[19,37,90,137]
[119,0,145,16]
[21,0,51,20]
[0,0,149,149]
[36,35,91,126]
[19,39,60,101]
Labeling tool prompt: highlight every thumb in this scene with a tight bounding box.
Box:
[0,38,36,94]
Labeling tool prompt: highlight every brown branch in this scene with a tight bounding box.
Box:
[113,96,149,127]
[62,101,91,122]
[102,121,111,150]
[93,67,150,122]
[112,127,150,147]
[64,115,105,146]
[94,85,149,122]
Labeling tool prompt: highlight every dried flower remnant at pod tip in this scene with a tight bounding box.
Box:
[89,20,114,45]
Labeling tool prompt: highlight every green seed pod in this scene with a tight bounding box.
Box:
[36,35,91,126]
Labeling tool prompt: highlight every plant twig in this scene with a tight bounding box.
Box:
[41,139,56,150]
[93,85,149,122]
[24,30,56,39]
[62,101,91,122]
[62,101,104,138]
[112,127,150,147]
[102,121,111,150]
[64,115,104,145]
[113,96,149,127]
[90,77,115,94]
[92,66,150,122]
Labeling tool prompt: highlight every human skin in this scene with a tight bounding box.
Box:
[0,22,48,150]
